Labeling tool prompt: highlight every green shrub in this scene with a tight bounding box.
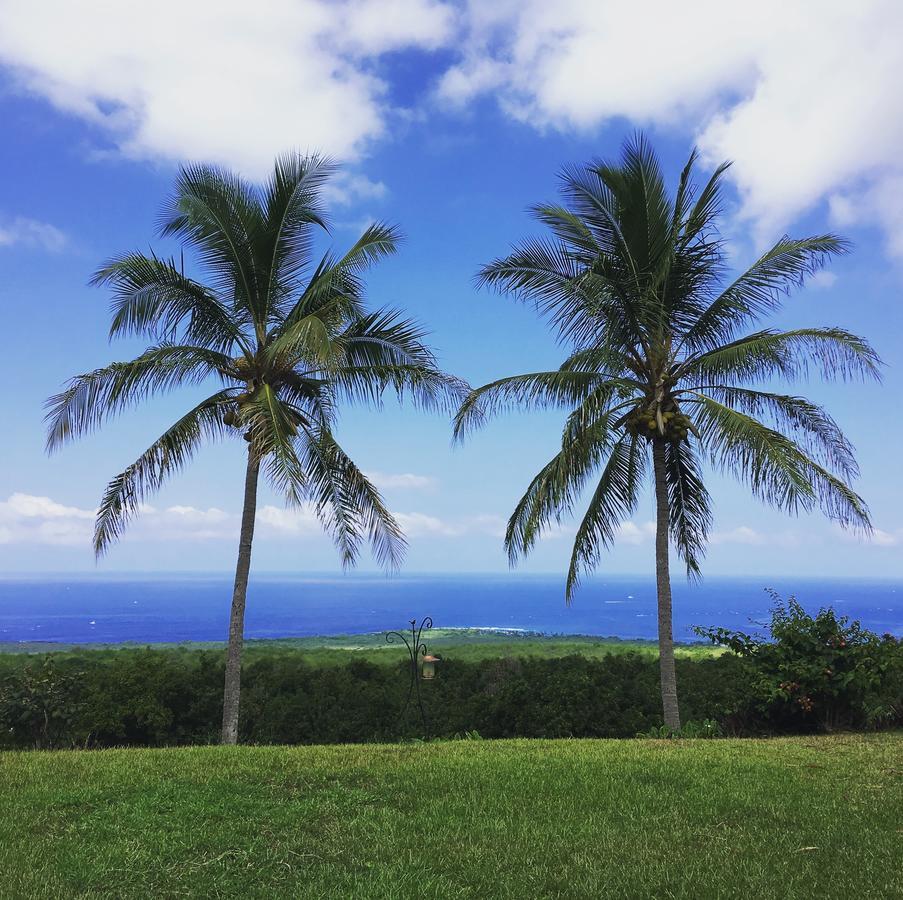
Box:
[695,591,903,732]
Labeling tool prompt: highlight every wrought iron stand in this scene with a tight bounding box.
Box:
[386,617,432,735]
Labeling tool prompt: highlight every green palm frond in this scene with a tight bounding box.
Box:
[299,428,405,570]
[505,416,619,565]
[159,163,264,334]
[689,395,870,529]
[264,312,338,373]
[93,391,231,556]
[662,439,711,579]
[275,223,402,334]
[681,159,732,244]
[45,345,234,450]
[689,386,858,478]
[454,370,607,440]
[679,327,881,383]
[565,435,646,600]
[262,152,333,313]
[94,252,249,352]
[680,236,849,351]
[242,384,309,506]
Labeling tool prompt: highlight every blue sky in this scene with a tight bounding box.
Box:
[0,0,901,578]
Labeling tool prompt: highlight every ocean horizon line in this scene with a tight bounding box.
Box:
[1,571,901,583]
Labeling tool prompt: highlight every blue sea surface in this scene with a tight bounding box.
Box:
[0,573,900,644]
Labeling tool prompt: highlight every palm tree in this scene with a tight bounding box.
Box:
[454,136,880,730]
[46,154,463,744]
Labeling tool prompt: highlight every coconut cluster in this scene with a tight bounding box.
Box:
[626,403,692,442]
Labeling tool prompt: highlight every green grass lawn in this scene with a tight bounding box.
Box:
[0,628,720,666]
[1,734,900,898]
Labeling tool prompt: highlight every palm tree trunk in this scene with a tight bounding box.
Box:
[652,438,681,731]
[221,449,260,745]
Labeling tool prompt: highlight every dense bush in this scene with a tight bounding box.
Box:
[1,601,899,749]
[0,649,749,749]
[695,592,903,732]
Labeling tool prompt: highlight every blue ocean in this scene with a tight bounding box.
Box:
[0,573,900,645]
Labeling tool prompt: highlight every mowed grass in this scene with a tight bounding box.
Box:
[1,735,901,898]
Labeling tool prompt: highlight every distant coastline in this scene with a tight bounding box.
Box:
[1,574,899,646]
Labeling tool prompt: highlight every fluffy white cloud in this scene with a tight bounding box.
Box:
[710,526,766,546]
[809,271,838,290]
[0,493,94,545]
[0,492,506,546]
[0,216,67,251]
[835,524,903,548]
[0,494,242,545]
[616,521,656,545]
[871,528,903,547]
[0,0,454,177]
[393,511,507,538]
[440,0,903,251]
[256,504,321,536]
[366,471,436,490]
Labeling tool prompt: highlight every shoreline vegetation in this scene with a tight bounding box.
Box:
[0,628,722,661]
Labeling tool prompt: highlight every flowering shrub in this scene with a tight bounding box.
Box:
[695,590,902,731]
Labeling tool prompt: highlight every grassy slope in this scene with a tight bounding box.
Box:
[0,629,720,665]
[1,734,900,899]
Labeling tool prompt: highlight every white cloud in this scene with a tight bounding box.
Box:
[0,0,455,177]
[0,216,67,251]
[836,524,903,548]
[395,511,459,536]
[394,511,506,538]
[829,174,903,259]
[871,528,903,547]
[0,492,510,547]
[256,504,321,536]
[0,493,95,546]
[441,0,903,252]
[322,173,388,207]
[616,521,656,545]
[0,493,318,546]
[366,471,436,490]
[809,271,838,290]
[710,526,766,546]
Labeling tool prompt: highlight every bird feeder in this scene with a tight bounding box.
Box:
[420,654,440,680]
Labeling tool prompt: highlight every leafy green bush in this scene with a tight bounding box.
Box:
[695,591,903,732]
[0,647,751,748]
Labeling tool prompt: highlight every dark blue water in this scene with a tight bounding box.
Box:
[0,574,899,644]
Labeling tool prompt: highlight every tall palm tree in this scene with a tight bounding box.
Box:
[46,154,463,744]
[454,136,880,730]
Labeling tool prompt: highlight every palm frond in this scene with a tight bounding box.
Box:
[678,327,882,384]
[93,392,231,556]
[242,384,308,506]
[94,252,249,353]
[298,427,406,570]
[159,163,265,335]
[689,395,870,529]
[565,435,646,600]
[453,370,606,441]
[262,152,334,316]
[505,416,619,565]
[45,345,233,450]
[688,386,858,478]
[662,439,712,579]
[274,223,402,335]
[680,236,849,351]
